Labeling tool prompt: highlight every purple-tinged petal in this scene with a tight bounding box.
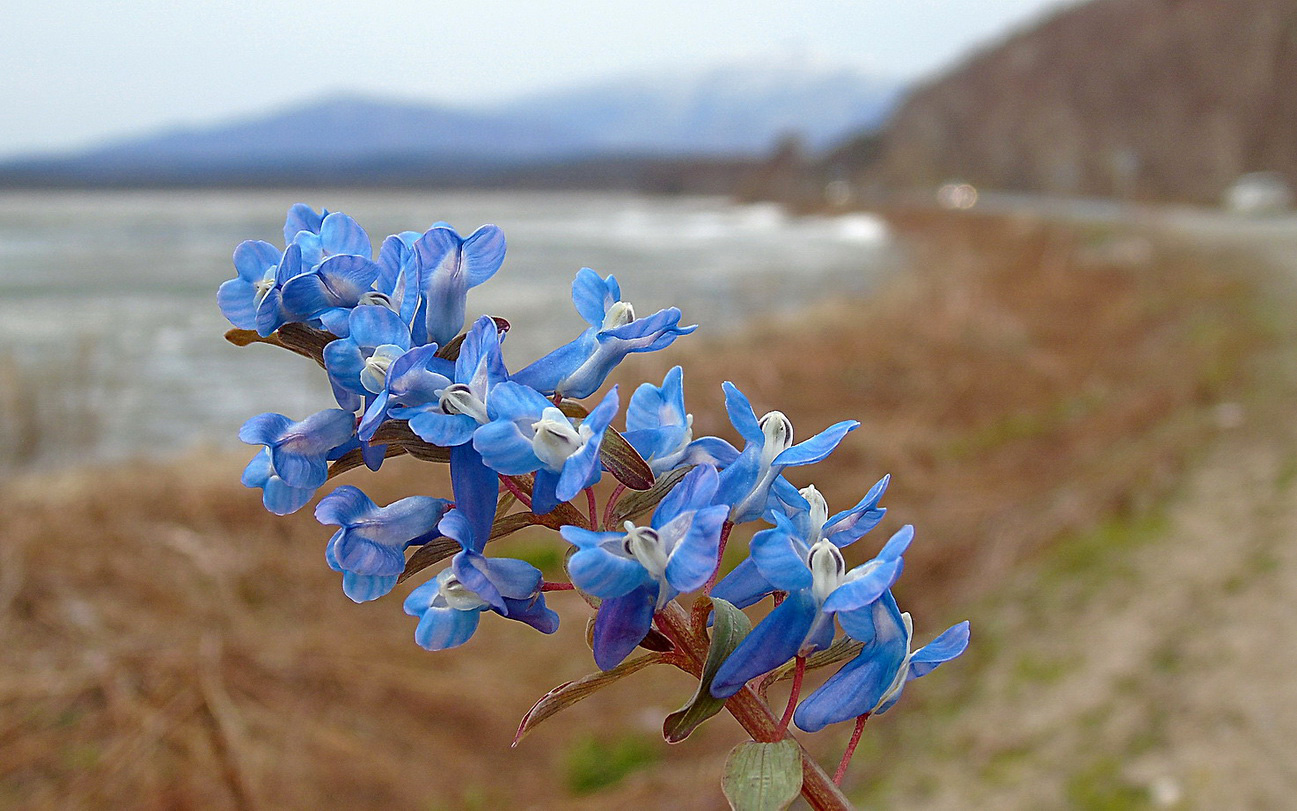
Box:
[314,484,377,526]
[341,572,397,603]
[773,420,859,467]
[710,590,816,698]
[683,436,741,468]
[262,475,314,515]
[413,603,482,651]
[316,255,381,306]
[348,305,411,350]
[591,587,656,671]
[530,469,562,515]
[238,412,293,446]
[824,475,890,549]
[450,443,498,550]
[283,203,324,244]
[500,594,560,634]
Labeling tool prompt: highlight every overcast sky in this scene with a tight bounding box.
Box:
[1,0,1078,158]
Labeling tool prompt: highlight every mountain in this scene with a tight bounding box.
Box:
[829,0,1297,204]
[0,59,902,187]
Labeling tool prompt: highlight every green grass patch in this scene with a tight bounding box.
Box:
[564,733,661,795]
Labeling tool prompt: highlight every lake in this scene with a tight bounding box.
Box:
[0,189,893,470]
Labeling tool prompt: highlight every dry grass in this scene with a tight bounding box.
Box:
[0,209,1267,809]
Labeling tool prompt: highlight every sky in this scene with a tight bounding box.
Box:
[1,0,1078,159]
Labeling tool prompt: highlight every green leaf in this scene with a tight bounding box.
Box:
[721,740,803,811]
[512,653,666,747]
[396,538,461,584]
[557,400,589,419]
[600,426,655,490]
[611,465,692,525]
[369,421,451,463]
[662,597,751,743]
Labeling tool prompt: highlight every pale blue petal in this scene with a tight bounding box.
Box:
[341,572,397,603]
[262,476,313,515]
[348,305,411,350]
[510,331,597,396]
[876,524,914,561]
[683,436,741,467]
[413,605,481,651]
[314,484,377,526]
[750,525,814,592]
[559,526,623,551]
[319,212,371,257]
[472,420,539,476]
[283,203,324,244]
[316,255,381,306]
[481,556,543,600]
[357,390,390,441]
[568,545,648,599]
[333,533,406,576]
[233,240,280,281]
[572,267,618,327]
[461,224,506,287]
[773,420,859,467]
[821,558,903,614]
[217,278,258,330]
[722,382,764,442]
[710,557,775,610]
[653,463,719,526]
[270,448,326,490]
[238,412,293,446]
[908,621,970,679]
[253,287,285,337]
[241,448,273,488]
[323,339,367,394]
[409,411,477,447]
[825,475,891,548]
[363,495,451,547]
[483,380,551,422]
[663,504,728,593]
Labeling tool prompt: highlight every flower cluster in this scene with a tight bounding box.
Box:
[220,203,968,792]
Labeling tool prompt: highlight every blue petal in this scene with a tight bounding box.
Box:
[821,558,903,614]
[653,463,720,526]
[318,307,352,337]
[750,524,813,592]
[341,572,397,603]
[876,524,914,561]
[241,448,273,488]
[270,448,327,490]
[568,545,648,600]
[314,484,377,526]
[316,255,381,306]
[358,390,391,441]
[510,331,597,396]
[663,504,728,593]
[254,287,286,337]
[714,444,762,511]
[281,409,356,457]
[481,555,543,601]
[683,436,741,467]
[456,315,507,387]
[363,495,451,547]
[773,420,859,467]
[461,224,506,287]
[450,443,497,550]
[793,644,905,733]
[824,475,890,548]
[500,594,560,634]
[333,533,406,576]
[413,604,482,651]
[710,590,816,698]
[722,382,764,443]
[232,240,280,282]
[262,475,314,515]
[279,273,330,322]
[484,380,551,422]
[530,469,562,515]
[710,557,776,610]
[408,411,478,447]
[348,305,411,350]
[238,412,293,446]
[592,587,656,671]
[319,212,371,257]
[217,278,258,330]
[908,621,970,679]
[283,203,324,244]
[323,339,368,394]
[572,267,618,327]
[473,420,540,476]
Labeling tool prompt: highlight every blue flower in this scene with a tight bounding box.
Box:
[709,499,907,700]
[238,409,356,492]
[285,206,372,268]
[623,366,739,476]
[402,508,559,651]
[279,252,384,327]
[316,485,452,603]
[321,305,414,412]
[356,344,452,442]
[240,448,315,515]
[413,224,507,347]
[397,315,510,449]
[217,242,304,337]
[511,269,697,399]
[794,592,969,732]
[713,382,859,523]
[473,382,619,514]
[561,464,729,670]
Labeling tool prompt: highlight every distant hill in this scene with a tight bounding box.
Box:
[0,58,901,188]
[828,0,1297,204]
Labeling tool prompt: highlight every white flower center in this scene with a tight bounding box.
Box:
[801,484,829,539]
[758,410,794,466]
[439,382,489,423]
[602,300,636,330]
[622,521,669,579]
[808,539,846,605]
[437,569,489,611]
[531,407,583,470]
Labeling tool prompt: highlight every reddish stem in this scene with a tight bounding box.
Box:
[552,392,563,405]
[584,487,599,530]
[541,581,575,592]
[602,483,627,531]
[777,656,806,737]
[652,602,852,811]
[703,520,734,594]
[498,475,532,509]
[833,714,869,786]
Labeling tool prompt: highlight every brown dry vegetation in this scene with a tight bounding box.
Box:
[0,210,1268,809]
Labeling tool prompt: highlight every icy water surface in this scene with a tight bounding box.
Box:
[0,188,892,469]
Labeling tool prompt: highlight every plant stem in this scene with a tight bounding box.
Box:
[653,602,852,811]
[584,487,599,530]
[540,582,575,592]
[602,483,627,531]
[703,520,734,594]
[833,714,869,786]
[499,475,532,510]
[777,656,806,737]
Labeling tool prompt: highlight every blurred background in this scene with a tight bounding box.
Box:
[3,0,1296,808]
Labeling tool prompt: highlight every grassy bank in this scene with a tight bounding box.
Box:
[0,209,1272,809]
